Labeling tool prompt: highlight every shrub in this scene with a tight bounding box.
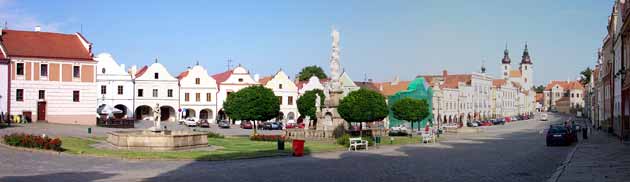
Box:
[2,133,62,151]
[250,134,286,142]
[207,132,224,138]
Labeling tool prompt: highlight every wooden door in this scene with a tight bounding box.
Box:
[37,101,46,121]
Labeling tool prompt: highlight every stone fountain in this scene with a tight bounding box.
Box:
[106,104,208,151]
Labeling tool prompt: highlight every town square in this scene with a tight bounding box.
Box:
[0,1,628,182]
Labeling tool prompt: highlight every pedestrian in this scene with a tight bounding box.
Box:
[582,126,588,140]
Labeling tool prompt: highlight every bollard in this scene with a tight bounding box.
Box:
[277,140,285,150]
[88,127,92,134]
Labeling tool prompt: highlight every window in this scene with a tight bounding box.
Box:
[153,89,158,97]
[185,93,190,101]
[154,73,159,79]
[504,65,508,69]
[101,85,107,95]
[524,66,527,70]
[38,90,45,100]
[16,89,24,101]
[16,63,24,76]
[117,85,123,95]
[278,96,282,105]
[571,93,574,98]
[227,92,233,97]
[101,68,106,74]
[238,78,243,82]
[206,93,212,102]
[196,93,201,102]
[138,89,144,97]
[73,91,80,102]
[195,78,200,85]
[73,66,80,78]
[288,96,293,105]
[40,64,48,77]
[279,84,283,89]
[167,89,173,97]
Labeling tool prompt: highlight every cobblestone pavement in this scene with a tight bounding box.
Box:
[0,113,572,182]
[552,120,630,182]
[0,120,281,138]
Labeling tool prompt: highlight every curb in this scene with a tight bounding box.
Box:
[546,137,581,182]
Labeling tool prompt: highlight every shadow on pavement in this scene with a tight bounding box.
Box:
[143,121,573,182]
[0,171,116,182]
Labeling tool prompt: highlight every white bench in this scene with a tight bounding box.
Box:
[348,137,368,151]
[422,131,435,144]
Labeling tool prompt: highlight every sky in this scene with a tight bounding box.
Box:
[0,0,614,86]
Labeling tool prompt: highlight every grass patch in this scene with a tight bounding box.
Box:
[60,136,343,160]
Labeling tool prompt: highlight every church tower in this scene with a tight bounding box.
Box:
[520,43,533,89]
[501,44,511,80]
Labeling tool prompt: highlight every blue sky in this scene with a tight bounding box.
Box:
[0,0,614,85]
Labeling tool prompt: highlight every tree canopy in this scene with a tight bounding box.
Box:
[297,65,328,81]
[533,85,545,93]
[297,89,326,120]
[580,67,592,86]
[223,85,280,134]
[338,88,388,125]
[391,97,430,130]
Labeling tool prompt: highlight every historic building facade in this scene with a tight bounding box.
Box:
[2,28,97,125]
[211,65,258,123]
[95,53,134,119]
[131,61,179,122]
[178,64,218,122]
[260,70,299,124]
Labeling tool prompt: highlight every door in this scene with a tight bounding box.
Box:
[37,101,46,121]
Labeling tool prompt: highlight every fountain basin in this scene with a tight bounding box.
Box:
[106,130,208,151]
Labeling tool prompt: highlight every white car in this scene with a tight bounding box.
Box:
[540,114,548,121]
[183,118,198,127]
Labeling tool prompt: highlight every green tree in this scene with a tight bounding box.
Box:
[297,89,326,121]
[533,85,545,93]
[297,65,328,81]
[390,97,430,134]
[223,85,280,135]
[580,67,592,86]
[337,88,389,136]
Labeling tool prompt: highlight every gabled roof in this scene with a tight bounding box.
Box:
[511,81,522,89]
[296,77,330,90]
[258,76,273,85]
[544,80,584,91]
[211,69,234,84]
[0,29,93,61]
[135,65,148,78]
[375,81,411,96]
[177,70,189,80]
[442,74,472,89]
[354,81,379,91]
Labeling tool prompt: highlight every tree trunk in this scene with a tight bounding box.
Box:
[360,122,363,137]
[253,121,257,135]
[410,121,413,138]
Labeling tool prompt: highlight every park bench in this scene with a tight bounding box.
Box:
[422,131,435,144]
[348,137,368,151]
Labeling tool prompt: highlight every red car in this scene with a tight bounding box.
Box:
[285,123,298,129]
[298,123,306,129]
[480,120,493,126]
[505,117,511,123]
[240,121,253,129]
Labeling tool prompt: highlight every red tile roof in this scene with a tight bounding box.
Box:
[492,79,507,87]
[509,70,522,77]
[135,65,148,78]
[177,70,189,80]
[258,76,273,85]
[0,29,93,61]
[442,74,472,89]
[374,81,411,96]
[544,80,584,91]
[211,69,234,84]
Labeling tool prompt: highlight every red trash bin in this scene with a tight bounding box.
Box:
[292,139,305,157]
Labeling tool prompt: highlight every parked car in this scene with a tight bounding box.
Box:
[546,125,573,146]
[262,121,282,130]
[389,125,409,136]
[240,121,253,129]
[467,121,478,127]
[182,118,198,127]
[540,114,548,121]
[492,118,505,125]
[218,120,230,129]
[479,120,492,126]
[197,119,210,128]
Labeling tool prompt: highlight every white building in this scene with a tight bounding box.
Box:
[297,76,326,95]
[177,64,218,122]
[131,61,179,122]
[260,70,299,124]
[95,53,134,119]
[211,65,258,122]
[0,58,8,119]
[492,79,518,117]
[3,29,97,125]
[339,71,360,97]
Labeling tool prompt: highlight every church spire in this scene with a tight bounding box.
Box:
[521,42,532,64]
[501,43,511,64]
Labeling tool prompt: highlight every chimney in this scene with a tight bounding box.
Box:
[35,26,41,32]
[442,70,448,78]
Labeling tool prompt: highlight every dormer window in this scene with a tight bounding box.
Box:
[195,78,200,85]
[73,66,81,78]
[279,84,283,89]
[154,73,159,79]
[102,68,106,74]
[238,78,243,82]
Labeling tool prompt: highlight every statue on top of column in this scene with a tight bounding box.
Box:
[329,27,342,92]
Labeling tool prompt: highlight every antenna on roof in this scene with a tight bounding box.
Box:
[155,57,158,63]
[227,58,233,71]
[196,60,199,66]
[4,21,7,30]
